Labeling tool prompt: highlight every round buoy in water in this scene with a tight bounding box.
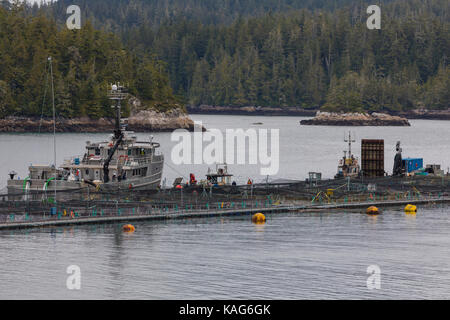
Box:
[404,204,417,213]
[122,224,135,232]
[366,206,379,215]
[252,213,266,223]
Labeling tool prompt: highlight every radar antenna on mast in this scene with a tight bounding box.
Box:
[103,83,128,184]
[107,83,129,139]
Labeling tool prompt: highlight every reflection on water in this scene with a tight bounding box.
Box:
[1,206,450,300]
[253,223,266,233]
[367,215,379,224]
[405,212,417,219]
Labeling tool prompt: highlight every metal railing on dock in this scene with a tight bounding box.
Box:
[1,175,450,230]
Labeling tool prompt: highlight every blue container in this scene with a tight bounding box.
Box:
[74,158,80,165]
[50,207,57,215]
[403,158,423,173]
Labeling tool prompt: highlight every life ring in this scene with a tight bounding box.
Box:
[129,183,133,190]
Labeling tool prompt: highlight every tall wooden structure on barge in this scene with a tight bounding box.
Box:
[361,139,385,177]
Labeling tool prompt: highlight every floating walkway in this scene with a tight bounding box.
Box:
[1,196,449,231]
[0,206,288,230]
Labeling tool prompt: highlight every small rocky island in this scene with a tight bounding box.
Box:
[0,108,196,133]
[0,96,198,133]
[300,111,411,126]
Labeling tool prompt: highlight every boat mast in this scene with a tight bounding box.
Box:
[49,57,57,203]
[108,83,128,138]
[344,131,355,158]
[103,83,128,183]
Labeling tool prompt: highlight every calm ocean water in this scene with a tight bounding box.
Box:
[1,115,450,299]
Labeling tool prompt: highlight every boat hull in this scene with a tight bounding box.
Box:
[7,166,163,199]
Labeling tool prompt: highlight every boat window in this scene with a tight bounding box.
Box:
[128,149,132,156]
[95,148,100,156]
[86,169,89,175]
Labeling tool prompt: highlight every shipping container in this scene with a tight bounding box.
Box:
[361,139,384,177]
[403,158,423,173]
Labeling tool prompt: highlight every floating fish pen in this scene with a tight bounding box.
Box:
[1,175,450,229]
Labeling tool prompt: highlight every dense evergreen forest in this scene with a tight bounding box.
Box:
[0,1,178,119]
[42,0,396,30]
[43,0,449,112]
[1,0,449,118]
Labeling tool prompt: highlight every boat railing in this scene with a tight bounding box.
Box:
[105,155,163,167]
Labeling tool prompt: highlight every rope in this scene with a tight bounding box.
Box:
[164,162,190,181]
[38,60,50,134]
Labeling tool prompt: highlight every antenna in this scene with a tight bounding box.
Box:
[107,83,129,139]
[344,131,356,157]
[49,56,57,203]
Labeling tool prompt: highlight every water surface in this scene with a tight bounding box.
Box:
[1,206,449,299]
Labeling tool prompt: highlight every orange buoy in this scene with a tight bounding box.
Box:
[122,224,135,232]
[252,213,266,223]
[366,206,380,215]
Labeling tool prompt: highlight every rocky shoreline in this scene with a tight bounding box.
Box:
[187,105,317,116]
[188,105,450,120]
[300,112,411,126]
[395,109,450,120]
[0,108,197,133]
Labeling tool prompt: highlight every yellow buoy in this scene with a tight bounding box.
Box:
[366,206,380,215]
[252,213,266,223]
[122,224,135,232]
[404,204,417,213]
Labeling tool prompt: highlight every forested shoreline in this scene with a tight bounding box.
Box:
[0,0,448,121]
[0,2,180,120]
[42,0,449,113]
